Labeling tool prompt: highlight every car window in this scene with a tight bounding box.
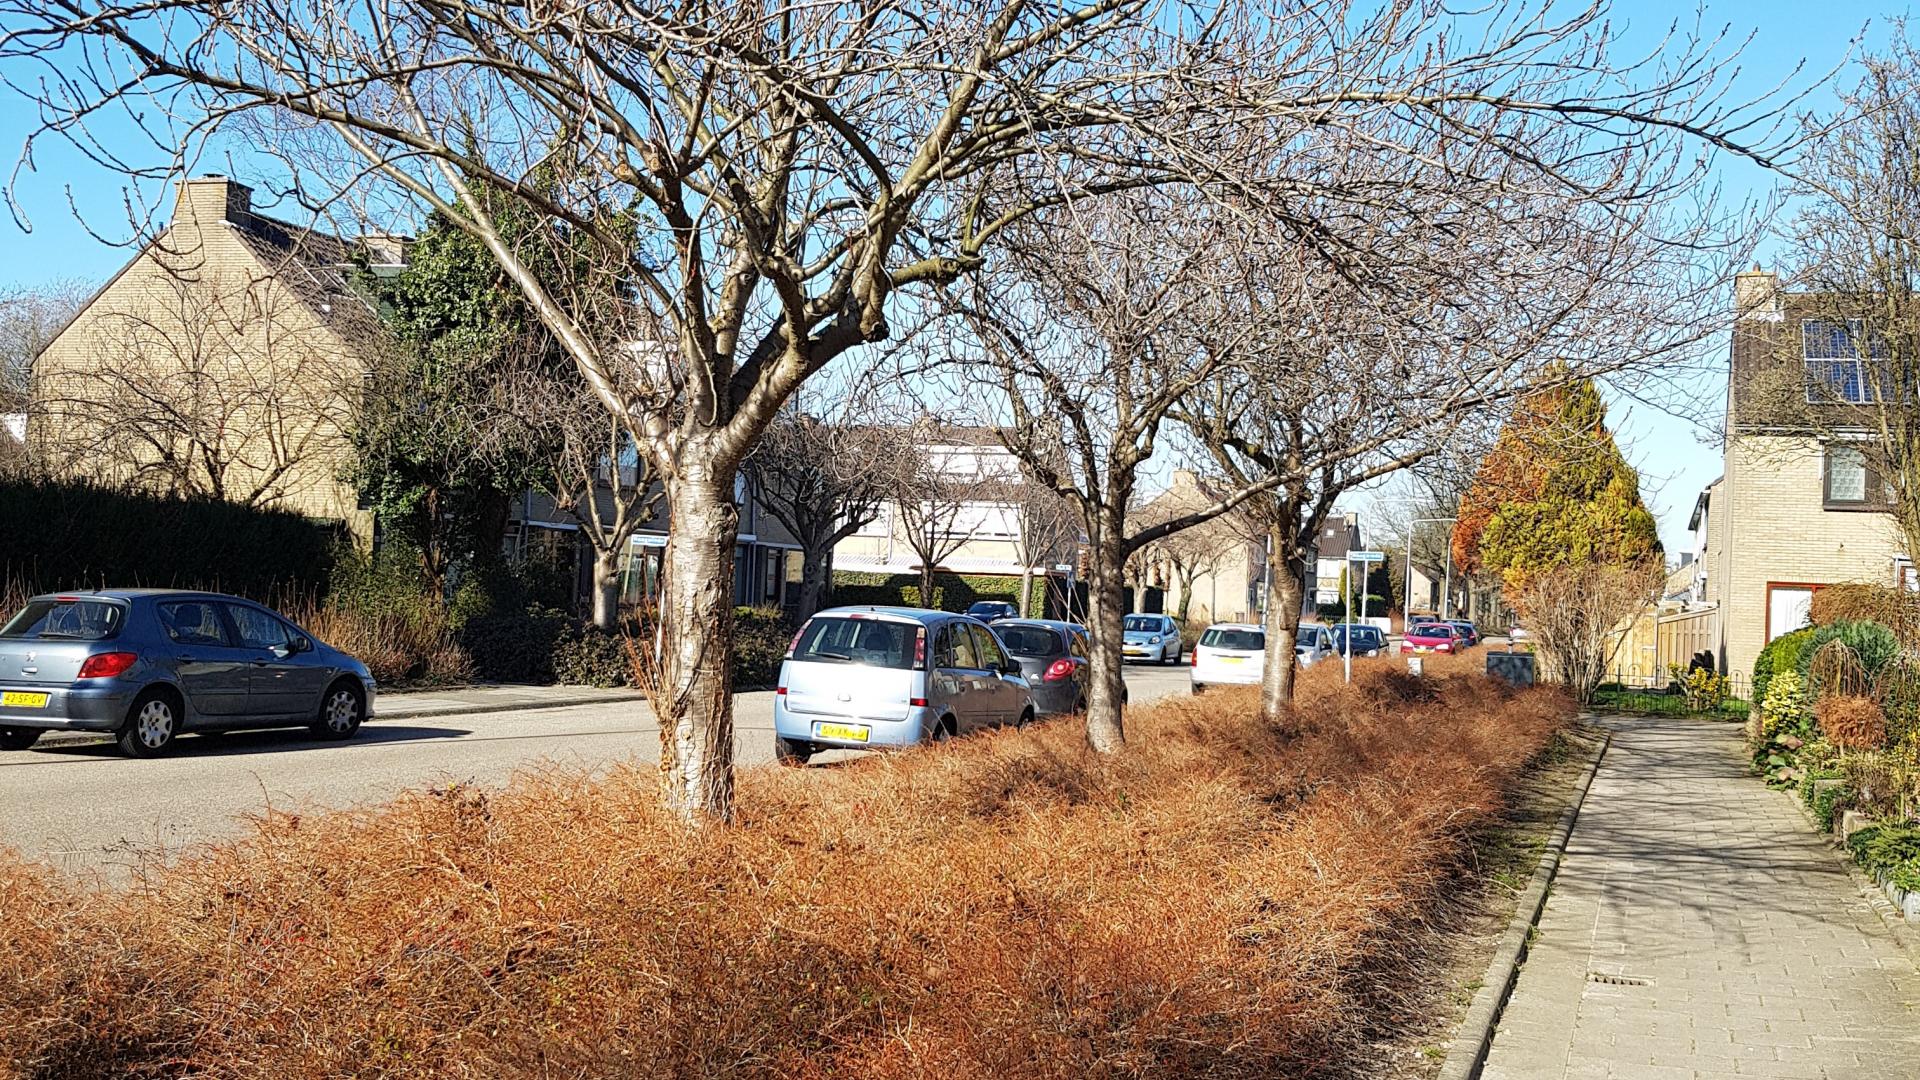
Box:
[942,622,979,669]
[0,598,126,641]
[970,624,1008,669]
[791,616,919,669]
[1068,631,1089,660]
[159,601,232,647]
[1200,628,1266,651]
[996,625,1062,657]
[1123,616,1158,632]
[225,604,292,650]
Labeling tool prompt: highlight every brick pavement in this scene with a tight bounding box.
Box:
[1481,713,1920,1080]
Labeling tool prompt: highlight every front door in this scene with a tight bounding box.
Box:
[1767,585,1815,642]
[968,624,1017,725]
[156,601,252,718]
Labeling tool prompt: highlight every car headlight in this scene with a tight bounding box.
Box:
[1148,635,1160,644]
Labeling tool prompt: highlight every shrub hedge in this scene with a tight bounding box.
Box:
[0,475,341,598]
[1796,620,1899,684]
[831,570,1023,613]
[1752,626,1817,709]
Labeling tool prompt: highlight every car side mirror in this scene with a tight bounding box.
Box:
[1002,660,1022,676]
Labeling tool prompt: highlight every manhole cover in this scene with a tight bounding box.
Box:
[1586,972,1650,986]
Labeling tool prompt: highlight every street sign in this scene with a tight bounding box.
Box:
[1349,550,1385,563]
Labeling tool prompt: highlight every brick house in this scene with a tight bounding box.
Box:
[1693,268,1908,685]
[32,175,378,537]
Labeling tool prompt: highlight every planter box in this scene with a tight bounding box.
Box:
[1839,810,1874,841]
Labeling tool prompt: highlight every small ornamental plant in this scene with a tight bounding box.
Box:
[1817,695,1889,751]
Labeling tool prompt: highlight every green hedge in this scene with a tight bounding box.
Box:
[1846,824,1920,894]
[1752,626,1817,709]
[459,605,792,689]
[830,571,1023,613]
[0,476,341,598]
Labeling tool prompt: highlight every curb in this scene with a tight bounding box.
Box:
[30,688,648,747]
[1435,726,1611,1080]
[1782,787,1920,957]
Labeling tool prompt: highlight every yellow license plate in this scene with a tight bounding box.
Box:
[815,722,870,743]
[2,691,49,708]
[1219,656,1246,664]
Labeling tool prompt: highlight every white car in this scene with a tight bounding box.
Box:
[1295,623,1336,667]
[1190,623,1267,691]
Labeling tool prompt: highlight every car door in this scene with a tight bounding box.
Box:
[968,623,1020,726]
[933,621,988,732]
[156,600,253,717]
[224,603,326,718]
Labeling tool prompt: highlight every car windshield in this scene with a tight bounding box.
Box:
[0,598,126,641]
[1412,624,1451,638]
[1201,628,1265,651]
[1296,628,1323,647]
[1123,616,1161,632]
[967,602,1010,616]
[791,616,920,669]
[995,626,1062,657]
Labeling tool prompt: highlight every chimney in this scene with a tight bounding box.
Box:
[1734,265,1780,321]
[174,174,253,227]
[361,234,411,269]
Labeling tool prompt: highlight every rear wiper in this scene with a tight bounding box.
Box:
[31,631,90,639]
[811,650,853,661]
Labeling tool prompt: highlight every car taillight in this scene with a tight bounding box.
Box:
[776,686,787,696]
[910,697,928,707]
[77,652,137,679]
[1043,658,1074,682]
[1190,648,1199,667]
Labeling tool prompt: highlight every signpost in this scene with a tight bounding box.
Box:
[1342,551,1387,684]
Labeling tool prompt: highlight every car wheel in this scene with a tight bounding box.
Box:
[117,689,180,758]
[1014,707,1035,730]
[1162,642,1179,665]
[0,726,41,751]
[930,717,955,745]
[775,736,814,766]
[311,680,365,740]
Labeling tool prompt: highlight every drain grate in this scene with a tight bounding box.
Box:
[1586,972,1650,987]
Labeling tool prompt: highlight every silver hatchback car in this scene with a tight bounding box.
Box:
[0,590,378,758]
[773,606,1035,765]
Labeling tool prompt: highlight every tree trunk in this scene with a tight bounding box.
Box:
[918,563,937,609]
[654,462,740,822]
[1083,526,1129,753]
[796,544,830,621]
[1019,566,1034,617]
[1260,525,1308,726]
[590,547,621,631]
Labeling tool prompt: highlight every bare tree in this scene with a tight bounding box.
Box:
[34,273,354,507]
[0,278,90,410]
[743,385,901,621]
[1745,35,1920,565]
[887,422,1000,609]
[1008,481,1081,618]
[3,0,1795,813]
[1514,561,1664,703]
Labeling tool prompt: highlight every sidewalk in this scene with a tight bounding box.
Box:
[1482,714,1920,1080]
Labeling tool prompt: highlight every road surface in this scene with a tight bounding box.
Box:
[0,665,1196,877]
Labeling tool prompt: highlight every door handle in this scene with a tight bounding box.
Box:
[175,655,198,662]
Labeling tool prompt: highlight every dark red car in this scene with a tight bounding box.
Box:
[1400,622,1460,654]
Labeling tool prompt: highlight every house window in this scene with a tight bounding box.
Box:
[1823,444,1889,510]
[1803,318,1887,404]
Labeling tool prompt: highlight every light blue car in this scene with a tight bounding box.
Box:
[773,606,1035,765]
[1121,613,1182,664]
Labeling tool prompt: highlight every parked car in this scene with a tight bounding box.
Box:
[1445,620,1481,647]
[965,600,1019,623]
[1295,623,1336,667]
[0,589,377,758]
[773,606,1035,765]
[1329,623,1387,657]
[1121,613,1182,664]
[1190,623,1266,692]
[1400,621,1461,655]
[992,619,1117,716]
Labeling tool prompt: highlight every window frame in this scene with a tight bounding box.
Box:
[1822,442,1891,511]
[1802,317,1887,405]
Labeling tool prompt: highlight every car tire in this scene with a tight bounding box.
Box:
[117,689,181,758]
[931,716,955,745]
[311,680,366,740]
[0,726,41,751]
[1014,707,1035,730]
[775,736,814,766]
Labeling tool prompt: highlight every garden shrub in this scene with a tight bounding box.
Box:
[1681,668,1730,711]
[831,571,1020,612]
[1757,670,1815,785]
[1752,626,1817,710]
[733,606,794,689]
[1873,655,1920,745]
[1846,824,1920,892]
[1815,695,1888,750]
[1810,582,1920,641]
[551,629,634,688]
[1797,620,1899,684]
[458,605,572,684]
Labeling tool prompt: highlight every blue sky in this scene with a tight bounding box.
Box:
[0,1,1905,554]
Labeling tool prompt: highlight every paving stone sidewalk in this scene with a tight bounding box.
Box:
[1481,713,1920,1080]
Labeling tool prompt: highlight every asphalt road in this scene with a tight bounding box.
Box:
[0,664,1197,877]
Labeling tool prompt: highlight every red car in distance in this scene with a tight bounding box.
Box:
[1400,622,1461,655]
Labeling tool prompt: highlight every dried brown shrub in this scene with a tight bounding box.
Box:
[0,655,1568,1078]
[1810,583,1920,644]
[1817,694,1889,751]
[1806,640,1871,699]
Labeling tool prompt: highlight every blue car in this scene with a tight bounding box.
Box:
[773,606,1035,765]
[1121,613,1182,664]
[0,590,378,758]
